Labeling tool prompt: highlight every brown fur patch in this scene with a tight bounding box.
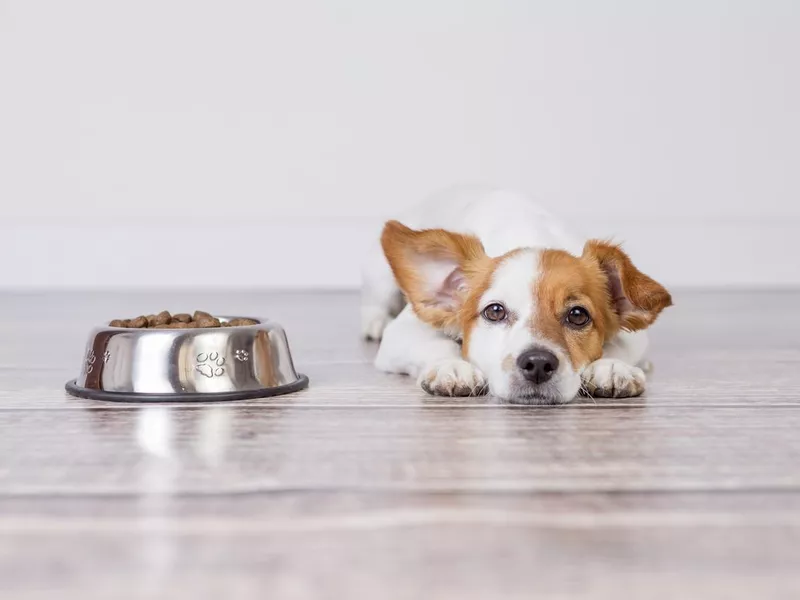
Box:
[533,250,614,369]
[533,242,672,369]
[456,260,497,358]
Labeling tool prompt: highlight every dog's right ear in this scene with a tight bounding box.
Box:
[381,220,489,330]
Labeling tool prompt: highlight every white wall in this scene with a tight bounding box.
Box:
[1,0,798,288]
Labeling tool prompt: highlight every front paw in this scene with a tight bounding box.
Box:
[581,359,645,398]
[418,359,488,397]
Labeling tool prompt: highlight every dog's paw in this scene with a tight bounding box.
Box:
[418,359,488,397]
[361,307,394,341]
[581,359,645,398]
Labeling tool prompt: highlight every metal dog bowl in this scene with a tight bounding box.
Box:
[65,316,308,402]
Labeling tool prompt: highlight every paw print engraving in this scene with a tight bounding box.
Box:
[234,349,249,362]
[195,352,225,378]
[85,350,96,374]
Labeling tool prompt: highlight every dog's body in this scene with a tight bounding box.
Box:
[361,186,671,404]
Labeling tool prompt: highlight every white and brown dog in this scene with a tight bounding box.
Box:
[361,186,673,404]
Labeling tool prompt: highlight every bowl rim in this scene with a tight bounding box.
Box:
[65,374,309,403]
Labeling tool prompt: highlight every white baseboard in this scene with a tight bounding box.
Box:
[3,218,798,288]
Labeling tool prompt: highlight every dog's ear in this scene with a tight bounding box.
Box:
[582,240,672,331]
[381,220,489,330]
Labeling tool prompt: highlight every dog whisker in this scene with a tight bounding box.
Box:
[579,381,597,405]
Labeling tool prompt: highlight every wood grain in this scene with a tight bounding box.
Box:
[0,290,799,599]
[1,406,800,495]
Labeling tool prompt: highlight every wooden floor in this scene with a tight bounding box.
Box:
[1,290,799,599]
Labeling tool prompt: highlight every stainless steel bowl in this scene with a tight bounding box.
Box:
[65,316,308,402]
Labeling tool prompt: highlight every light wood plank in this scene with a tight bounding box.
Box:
[0,515,798,600]
[1,406,799,495]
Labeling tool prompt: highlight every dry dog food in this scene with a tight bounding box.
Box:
[109,311,258,329]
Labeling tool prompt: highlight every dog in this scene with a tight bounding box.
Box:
[361,186,673,404]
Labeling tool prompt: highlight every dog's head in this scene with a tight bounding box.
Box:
[381,220,672,403]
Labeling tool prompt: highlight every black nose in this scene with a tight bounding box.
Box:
[516,349,559,384]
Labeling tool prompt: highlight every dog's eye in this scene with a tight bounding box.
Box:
[482,303,507,323]
[565,306,591,328]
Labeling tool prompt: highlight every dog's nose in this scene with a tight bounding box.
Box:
[517,349,559,384]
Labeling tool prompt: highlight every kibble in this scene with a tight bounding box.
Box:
[195,317,221,328]
[129,316,148,328]
[227,318,259,327]
[108,312,258,329]
[153,310,172,326]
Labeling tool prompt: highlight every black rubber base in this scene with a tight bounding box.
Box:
[65,375,309,403]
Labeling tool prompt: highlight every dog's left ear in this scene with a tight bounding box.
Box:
[582,240,673,331]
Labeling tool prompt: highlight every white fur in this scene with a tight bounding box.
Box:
[375,305,462,378]
[364,185,650,403]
